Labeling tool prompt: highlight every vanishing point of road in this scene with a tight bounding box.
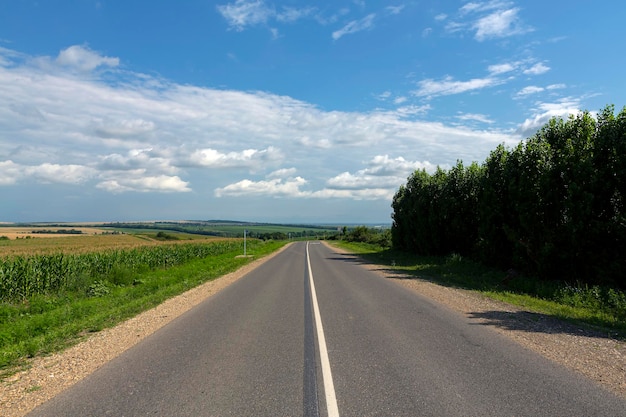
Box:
[27,241,626,416]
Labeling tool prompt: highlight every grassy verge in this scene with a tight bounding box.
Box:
[329,241,626,338]
[0,240,285,376]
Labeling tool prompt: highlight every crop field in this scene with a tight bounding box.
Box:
[0,226,105,239]
[0,230,230,257]
[0,234,242,300]
[0,235,283,371]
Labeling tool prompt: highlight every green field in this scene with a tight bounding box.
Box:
[0,236,285,374]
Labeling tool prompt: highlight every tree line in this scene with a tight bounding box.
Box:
[391,105,626,289]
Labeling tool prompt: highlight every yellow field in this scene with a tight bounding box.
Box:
[0,227,105,239]
[0,230,230,257]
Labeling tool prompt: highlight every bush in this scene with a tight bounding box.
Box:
[343,226,391,248]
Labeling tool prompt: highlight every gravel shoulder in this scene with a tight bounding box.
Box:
[2,242,624,416]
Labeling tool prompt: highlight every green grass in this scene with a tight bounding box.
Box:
[330,241,626,337]
[0,239,285,376]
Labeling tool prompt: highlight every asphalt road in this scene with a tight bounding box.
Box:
[28,241,626,416]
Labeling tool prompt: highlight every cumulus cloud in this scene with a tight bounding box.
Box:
[186,147,282,170]
[97,148,178,174]
[488,62,517,75]
[322,155,436,200]
[97,175,191,193]
[0,44,520,202]
[516,85,544,97]
[215,155,438,201]
[516,98,583,137]
[473,8,526,41]
[0,160,23,185]
[56,45,119,72]
[215,176,308,198]
[523,62,550,75]
[0,161,97,185]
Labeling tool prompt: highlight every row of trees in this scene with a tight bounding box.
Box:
[391,105,626,288]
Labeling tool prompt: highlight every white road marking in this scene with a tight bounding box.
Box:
[306,241,340,417]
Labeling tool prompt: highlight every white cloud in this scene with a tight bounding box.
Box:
[216,155,439,201]
[386,5,405,15]
[376,91,392,100]
[320,153,431,200]
[216,0,272,30]
[215,176,308,198]
[0,160,96,185]
[460,1,514,16]
[216,1,316,33]
[516,98,583,137]
[28,163,97,184]
[393,104,431,118]
[0,44,521,203]
[267,167,297,179]
[488,62,517,74]
[516,85,544,97]
[97,148,178,174]
[547,83,566,90]
[523,62,550,75]
[56,45,119,72]
[186,147,281,169]
[444,2,532,41]
[413,75,501,98]
[94,118,155,138]
[394,96,408,105]
[332,13,376,40]
[97,175,191,193]
[456,113,494,124]
[276,6,315,23]
[473,8,526,41]
[0,160,22,185]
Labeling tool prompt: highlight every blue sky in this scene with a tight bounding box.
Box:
[1,1,624,224]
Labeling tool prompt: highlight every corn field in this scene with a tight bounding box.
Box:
[0,240,243,301]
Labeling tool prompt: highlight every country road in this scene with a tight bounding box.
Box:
[27,241,626,416]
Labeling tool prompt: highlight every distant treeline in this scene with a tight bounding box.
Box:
[31,229,83,235]
[102,221,336,239]
[392,105,626,289]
